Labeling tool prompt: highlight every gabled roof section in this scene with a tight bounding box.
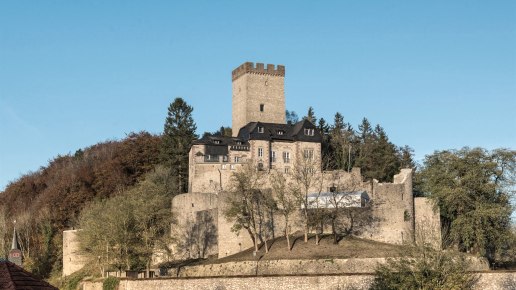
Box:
[0,261,58,290]
[237,119,322,143]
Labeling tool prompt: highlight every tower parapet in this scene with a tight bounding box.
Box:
[232,62,285,81]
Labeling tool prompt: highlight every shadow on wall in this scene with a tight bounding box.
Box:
[175,210,218,260]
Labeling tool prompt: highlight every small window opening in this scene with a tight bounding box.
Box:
[258,126,264,133]
[260,104,264,112]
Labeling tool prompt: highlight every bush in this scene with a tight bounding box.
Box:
[370,245,477,290]
[103,276,120,290]
[61,270,89,290]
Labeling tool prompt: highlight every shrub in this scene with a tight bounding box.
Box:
[103,276,120,290]
[370,245,477,290]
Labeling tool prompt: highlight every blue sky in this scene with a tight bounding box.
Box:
[1,1,515,191]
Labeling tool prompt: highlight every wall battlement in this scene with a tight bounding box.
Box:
[232,62,285,80]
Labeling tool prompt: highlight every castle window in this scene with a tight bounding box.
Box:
[260,104,264,112]
[258,126,264,133]
[304,128,315,136]
[223,155,228,162]
[277,130,284,135]
[258,147,263,157]
[213,140,221,144]
[236,141,242,145]
[222,164,227,169]
[283,152,290,163]
[271,151,276,162]
[258,163,264,171]
[284,167,290,174]
[234,156,241,163]
[230,164,235,170]
[304,149,314,160]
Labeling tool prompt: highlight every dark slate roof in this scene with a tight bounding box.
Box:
[193,135,249,146]
[0,261,58,290]
[237,119,322,143]
[193,135,251,154]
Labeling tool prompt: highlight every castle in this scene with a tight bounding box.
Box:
[173,62,441,259]
[63,62,441,275]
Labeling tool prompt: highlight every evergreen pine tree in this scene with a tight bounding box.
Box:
[161,98,198,195]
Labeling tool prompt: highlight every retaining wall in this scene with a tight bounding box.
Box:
[82,271,516,290]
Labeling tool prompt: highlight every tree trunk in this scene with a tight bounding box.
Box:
[332,218,338,244]
[285,220,291,251]
[253,232,259,253]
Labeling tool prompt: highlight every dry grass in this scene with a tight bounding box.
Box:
[211,232,405,264]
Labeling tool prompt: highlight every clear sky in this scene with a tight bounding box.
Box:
[1,1,515,191]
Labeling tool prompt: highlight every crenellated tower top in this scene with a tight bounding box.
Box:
[232,62,285,81]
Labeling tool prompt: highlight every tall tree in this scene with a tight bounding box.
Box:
[305,106,317,125]
[161,98,198,195]
[418,148,515,264]
[285,110,299,124]
[329,113,356,171]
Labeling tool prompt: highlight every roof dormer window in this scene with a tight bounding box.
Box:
[304,128,314,136]
[258,126,264,133]
[213,140,221,144]
[277,130,284,135]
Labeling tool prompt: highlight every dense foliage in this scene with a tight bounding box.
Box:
[0,131,161,277]
[78,166,173,274]
[371,244,477,290]
[300,107,414,182]
[416,148,515,264]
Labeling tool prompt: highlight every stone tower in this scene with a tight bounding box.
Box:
[231,62,286,136]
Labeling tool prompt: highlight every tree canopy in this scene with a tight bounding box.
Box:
[417,147,515,264]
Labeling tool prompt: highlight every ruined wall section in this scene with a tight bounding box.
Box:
[62,230,88,277]
[365,169,414,244]
[414,197,441,249]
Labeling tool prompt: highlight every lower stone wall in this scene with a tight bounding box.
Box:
[178,257,488,277]
[82,272,516,290]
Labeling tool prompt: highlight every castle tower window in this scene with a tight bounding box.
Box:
[258,126,264,133]
[258,147,263,157]
[260,104,264,112]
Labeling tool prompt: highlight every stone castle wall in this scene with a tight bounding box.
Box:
[362,169,414,245]
[414,197,442,248]
[82,271,516,290]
